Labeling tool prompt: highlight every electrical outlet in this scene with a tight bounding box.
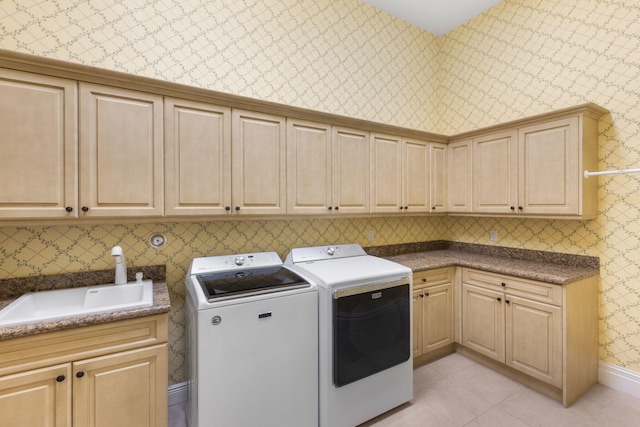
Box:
[367,230,375,242]
[149,233,167,248]
[490,230,498,242]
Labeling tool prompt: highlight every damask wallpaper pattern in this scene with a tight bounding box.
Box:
[2,0,640,384]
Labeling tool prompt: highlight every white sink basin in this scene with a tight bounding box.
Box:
[0,280,154,328]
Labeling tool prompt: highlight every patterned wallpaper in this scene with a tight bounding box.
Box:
[1,0,640,384]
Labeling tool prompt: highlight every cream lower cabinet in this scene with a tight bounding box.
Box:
[0,315,168,427]
[460,268,597,407]
[413,268,454,360]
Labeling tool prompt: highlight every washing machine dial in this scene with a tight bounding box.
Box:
[326,247,336,256]
[234,256,245,266]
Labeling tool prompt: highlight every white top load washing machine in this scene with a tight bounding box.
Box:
[185,252,318,427]
[285,244,413,427]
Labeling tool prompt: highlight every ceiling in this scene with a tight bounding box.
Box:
[360,0,503,36]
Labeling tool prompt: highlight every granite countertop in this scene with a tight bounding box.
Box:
[0,265,171,341]
[366,241,599,286]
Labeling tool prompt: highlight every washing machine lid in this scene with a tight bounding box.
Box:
[195,266,310,302]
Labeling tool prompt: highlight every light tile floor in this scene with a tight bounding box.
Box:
[169,353,640,427]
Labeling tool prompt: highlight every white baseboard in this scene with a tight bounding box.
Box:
[168,381,188,406]
[599,361,640,399]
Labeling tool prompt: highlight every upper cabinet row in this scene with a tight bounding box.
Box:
[448,106,606,219]
[0,68,607,221]
[0,70,445,220]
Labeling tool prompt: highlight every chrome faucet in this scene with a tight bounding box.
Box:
[111,246,127,284]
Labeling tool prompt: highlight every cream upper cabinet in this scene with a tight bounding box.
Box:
[232,110,286,215]
[371,133,403,213]
[472,130,519,214]
[430,142,447,213]
[332,127,370,214]
[447,139,472,213]
[518,117,584,216]
[371,134,433,214]
[164,98,231,216]
[0,69,77,219]
[462,105,605,219]
[79,83,164,217]
[286,119,332,215]
[287,121,370,215]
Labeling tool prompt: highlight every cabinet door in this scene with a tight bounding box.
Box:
[79,83,164,217]
[518,117,579,216]
[0,364,71,427]
[473,130,518,214]
[423,283,453,352]
[430,142,447,213]
[332,127,370,213]
[73,344,167,427]
[164,98,231,216]
[447,139,472,213]
[286,119,332,214]
[232,110,286,215]
[413,288,424,358]
[0,69,77,219]
[404,139,430,213]
[461,284,505,362]
[506,295,562,387]
[371,133,403,213]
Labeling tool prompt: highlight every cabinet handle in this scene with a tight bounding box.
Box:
[56,374,65,382]
[225,206,231,211]
[81,206,89,212]
[497,297,502,302]
[501,282,506,287]
[76,371,85,378]
[65,206,73,213]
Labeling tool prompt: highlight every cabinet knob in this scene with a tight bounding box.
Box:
[404,206,408,210]
[65,206,73,213]
[422,278,427,282]
[235,206,240,211]
[419,294,424,298]
[399,206,404,210]
[501,282,506,287]
[510,206,515,211]
[335,206,339,211]
[328,206,333,210]
[497,297,502,302]
[506,299,511,304]
[431,206,436,210]
[225,206,231,211]
[81,206,89,212]
[56,374,66,382]
[76,371,85,378]
[518,206,523,211]
[425,292,429,297]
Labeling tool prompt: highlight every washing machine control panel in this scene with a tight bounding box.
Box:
[188,252,283,274]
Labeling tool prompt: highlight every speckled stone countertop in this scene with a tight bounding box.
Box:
[364,241,599,285]
[0,265,171,340]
